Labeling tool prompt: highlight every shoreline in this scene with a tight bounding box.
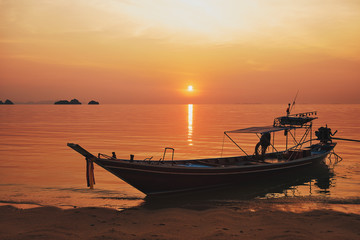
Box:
[2,193,360,215]
[1,205,359,240]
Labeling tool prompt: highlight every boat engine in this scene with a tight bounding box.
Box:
[315,126,336,143]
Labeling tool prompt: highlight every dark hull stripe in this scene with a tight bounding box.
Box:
[101,160,313,176]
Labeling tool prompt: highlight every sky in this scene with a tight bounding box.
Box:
[1,0,360,104]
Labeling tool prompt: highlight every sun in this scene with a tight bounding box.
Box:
[187,85,194,92]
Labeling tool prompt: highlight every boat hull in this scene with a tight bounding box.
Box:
[94,151,331,195]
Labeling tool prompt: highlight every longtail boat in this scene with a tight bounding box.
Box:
[68,110,341,196]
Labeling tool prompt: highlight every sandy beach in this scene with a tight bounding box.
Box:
[1,205,359,240]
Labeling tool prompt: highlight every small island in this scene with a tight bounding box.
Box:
[88,100,99,105]
[0,99,14,105]
[54,99,81,105]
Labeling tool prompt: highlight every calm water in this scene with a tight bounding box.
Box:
[0,104,359,213]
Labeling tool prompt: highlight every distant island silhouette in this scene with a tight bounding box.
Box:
[54,99,81,105]
[88,100,99,105]
[54,99,100,105]
[0,99,14,105]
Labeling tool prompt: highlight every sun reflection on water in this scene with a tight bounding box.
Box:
[188,104,193,146]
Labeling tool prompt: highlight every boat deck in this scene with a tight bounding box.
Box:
[98,149,315,169]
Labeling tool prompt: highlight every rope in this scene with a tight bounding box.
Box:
[221,133,225,157]
[224,132,249,156]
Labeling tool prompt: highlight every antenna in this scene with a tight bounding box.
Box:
[289,90,299,113]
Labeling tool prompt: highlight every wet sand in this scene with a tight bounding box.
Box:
[1,205,359,240]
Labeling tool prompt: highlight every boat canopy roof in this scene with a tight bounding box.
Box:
[225,125,294,134]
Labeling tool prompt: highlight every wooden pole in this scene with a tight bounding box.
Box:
[224,132,249,156]
[332,137,360,143]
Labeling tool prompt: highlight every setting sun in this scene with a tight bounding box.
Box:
[187,85,194,92]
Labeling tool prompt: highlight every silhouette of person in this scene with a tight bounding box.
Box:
[255,132,271,158]
[260,132,271,155]
[286,103,291,116]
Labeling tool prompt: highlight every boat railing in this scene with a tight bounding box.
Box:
[289,111,317,118]
[273,111,317,127]
[98,153,114,159]
[161,147,175,162]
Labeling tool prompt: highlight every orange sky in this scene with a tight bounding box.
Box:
[1,0,360,104]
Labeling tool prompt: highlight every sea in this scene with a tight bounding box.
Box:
[0,104,359,213]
